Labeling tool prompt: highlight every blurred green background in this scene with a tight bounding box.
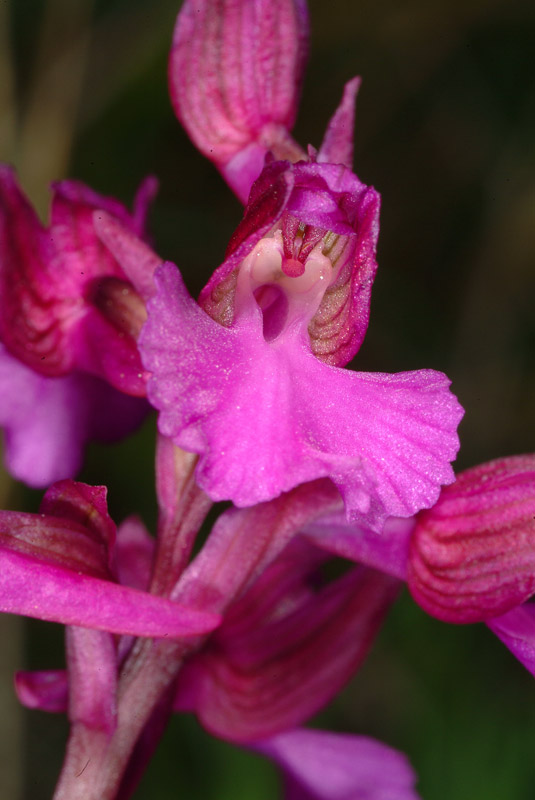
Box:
[1,0,535,797]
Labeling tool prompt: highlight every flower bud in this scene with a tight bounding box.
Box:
[408,455,535,623]
[169,0,308,202]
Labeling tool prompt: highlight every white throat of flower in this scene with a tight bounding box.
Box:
[235,231,333,341]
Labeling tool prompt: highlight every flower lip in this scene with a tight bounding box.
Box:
[140,261,463,527]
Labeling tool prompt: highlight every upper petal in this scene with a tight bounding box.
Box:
[317,77,361,169]
[0,167,156,389]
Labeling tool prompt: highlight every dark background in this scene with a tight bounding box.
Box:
[1,0,535,797]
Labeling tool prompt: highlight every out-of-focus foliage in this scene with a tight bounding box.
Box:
[1,0,534,798]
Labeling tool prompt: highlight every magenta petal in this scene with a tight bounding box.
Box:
[40,481,116,555]
[131,175,159,235]
[50,175,155,245]
[408,455,535,624]
[0,548,220,637]
[15,670,68,713]
[72,306,148,396]
[50,180,126,292]
[0,346,89,485]
[47,177,154,390]
[304,513,414,580]
[169,0,308,201]
[93,211,161,302]
[142,264,462,528]
[175,561,397,741]
[254,729,421,800]
[116,516,155,591]
[318,77,361,169]
[0,165,70,373]
[199,161,296,325]
[0,344,147,487]
[487,604,535,677]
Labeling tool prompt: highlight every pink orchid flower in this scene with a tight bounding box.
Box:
[140,158,463,530]
[408,454,535,677]
[139,0,464,529]
[11,469,419,799]
[302,454,535,678]
[0,479,219,637]
[0,167,161,486]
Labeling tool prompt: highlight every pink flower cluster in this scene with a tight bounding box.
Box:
[0,1,533,798]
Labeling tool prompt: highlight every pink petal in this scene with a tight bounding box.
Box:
[0,166,155,391]
[71,305,147,396]
[0,547,220,638]
[15,670,68,713]
[175,537,398,740]
[116,516,155,591]
[487,603,535,677]
[0,513,110,581]
[93,211,161,302]
[0,165,71,374]
[199,160,296,326]
[40,480,116,555]
[255,729,421,800]
[318,77,361,169]
[408,455,535,623]
[50,175,155,242]
[169,0,308,201]
[0,343,147,487]
[131,175,159,235]
[50,180,127,292]
[303,513,414,580]
[50,178,154,394]
[307,181,380,367]
[142,263,462,529]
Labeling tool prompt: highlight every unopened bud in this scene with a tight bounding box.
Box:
[408,455,535,623]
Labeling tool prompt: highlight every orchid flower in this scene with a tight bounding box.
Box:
[302,454,535,678]
[9,466,420,799]
[140,0,465,529]
[140,159,463,529]
[408,454,535,677]
[0,166,160,486]
[0,479,219,638]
